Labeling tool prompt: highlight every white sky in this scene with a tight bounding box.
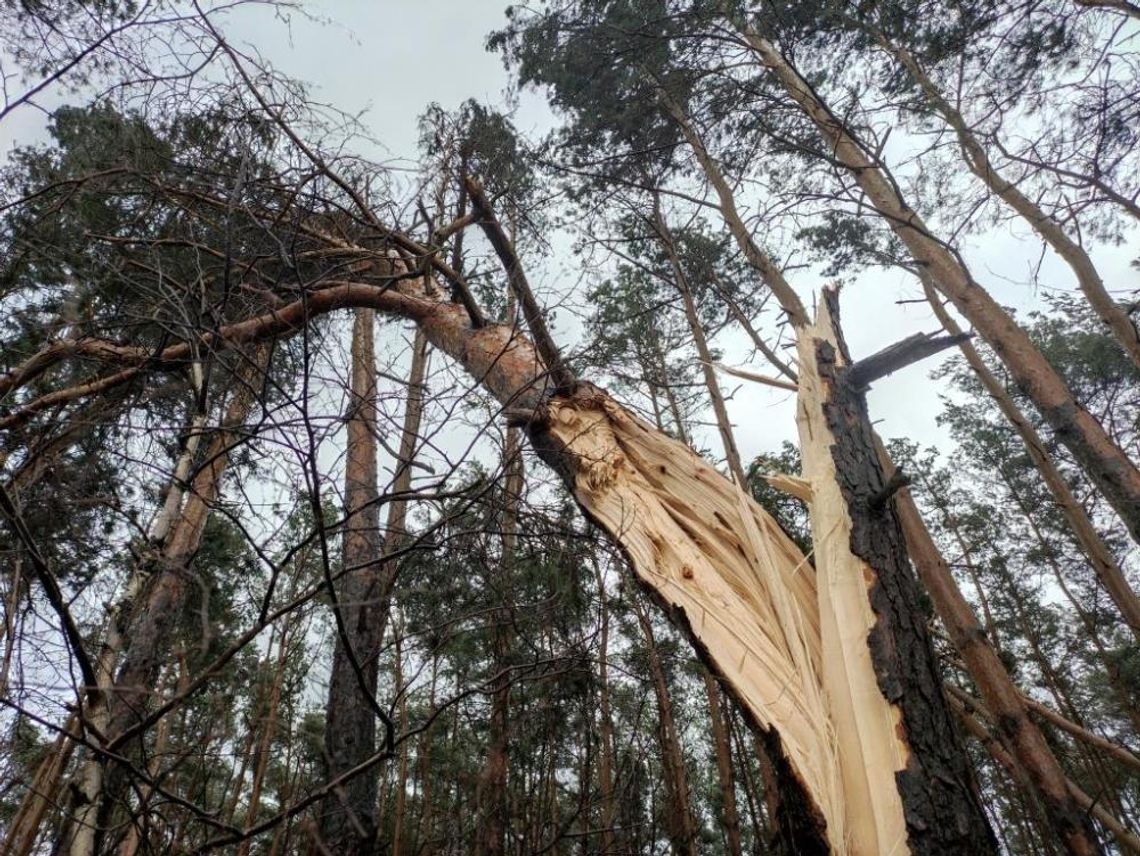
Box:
[3,0,1138,468]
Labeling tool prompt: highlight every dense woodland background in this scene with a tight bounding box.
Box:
[0,1,1139,854]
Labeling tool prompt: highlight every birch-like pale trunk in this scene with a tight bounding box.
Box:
[63,348,269,856]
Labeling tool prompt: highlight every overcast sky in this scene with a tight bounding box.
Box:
[4,0,1138,467]
[221,2,1137,460]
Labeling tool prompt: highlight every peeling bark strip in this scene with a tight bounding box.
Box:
[800,290,996,854]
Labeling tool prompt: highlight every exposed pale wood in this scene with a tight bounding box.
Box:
[794,299,910,856]
[763,473,813,503]
[541,388,840,848]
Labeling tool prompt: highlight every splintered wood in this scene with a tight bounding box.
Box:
[794,301,910,856]
[544,303,914,854]
[365,259,912,852]
[543,389,845,849]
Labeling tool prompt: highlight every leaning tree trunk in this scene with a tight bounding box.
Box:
[320,307,385,854]
[65,347,268,856]
[919,276,1140,639]
[736,24,1140,549]
[881,36,1140,369]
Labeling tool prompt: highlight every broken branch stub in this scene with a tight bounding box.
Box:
[794,288,996,854]
[845,331,973,390]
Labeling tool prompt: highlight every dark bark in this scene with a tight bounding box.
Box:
[319,308,385,853]
[811,289,998,854]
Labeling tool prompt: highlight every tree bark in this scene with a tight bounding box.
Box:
[703,672,744,856]
[880,35,1140,369]
[592,561,619,855]
[880,447,1105,854]
[793,289,996,854]
[374,326,429,629]
[320,307,385,854]
[737,25,1140,548]
[633,597,698,856]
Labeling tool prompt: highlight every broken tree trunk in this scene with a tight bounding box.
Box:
[4,243,1015,853]
[736,23,1140,549]
[880,448,1106,854]
[793,289,996,854]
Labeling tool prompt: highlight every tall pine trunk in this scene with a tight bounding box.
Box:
[320,308,385,853]
[703,672,744,856]
[632,597,698,856]
[473,425,521,855]
[736,25,1140,547]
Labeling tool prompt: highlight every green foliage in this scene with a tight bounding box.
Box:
[747,441,812,555]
